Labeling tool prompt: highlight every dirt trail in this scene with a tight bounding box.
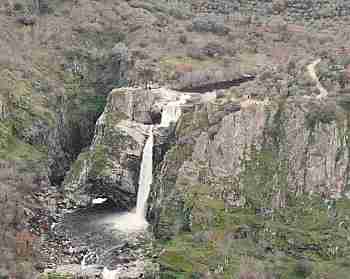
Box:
[307,58,329,99]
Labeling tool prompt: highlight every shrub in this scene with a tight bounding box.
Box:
[190,15,229,35]
[190,273,202,279]
[305,103,336,130]
[192,231,210,244]
[294,259,313,278]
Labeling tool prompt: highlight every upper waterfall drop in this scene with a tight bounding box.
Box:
[160,103,182,127]
[136,126,154,218]
[159,93,191,127]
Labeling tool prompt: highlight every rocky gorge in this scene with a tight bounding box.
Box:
[1,0,350,278]
[48,61,349,277]
[2,63,350,278]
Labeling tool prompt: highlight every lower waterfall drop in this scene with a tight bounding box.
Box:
[136,126,154,219]
[109,127,153,232]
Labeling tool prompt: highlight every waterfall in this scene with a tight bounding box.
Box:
[108,128,154,232]
[160,103,182,127]
[110,92,190,233]
[133,95,189,221]
[160,94,190,127]
[136,127,154,218]
[134,94,189,218]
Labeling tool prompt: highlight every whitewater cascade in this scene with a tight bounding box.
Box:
[159,93,190,127]
[136,127,154,218]
[134,93,190,222]
[160,103,182,127]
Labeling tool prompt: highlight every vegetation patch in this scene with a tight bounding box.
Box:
[176,110,210,138]
[158,194,350,278]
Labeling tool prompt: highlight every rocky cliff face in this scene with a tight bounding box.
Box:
[62,83,350,237]
[63,88,146,209]
[144,92,350,277]
[63,87,177,209]
[148,96,350,238]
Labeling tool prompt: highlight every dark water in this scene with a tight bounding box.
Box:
[58,201,151,268]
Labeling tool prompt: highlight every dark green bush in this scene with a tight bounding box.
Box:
[305,103,336,129]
